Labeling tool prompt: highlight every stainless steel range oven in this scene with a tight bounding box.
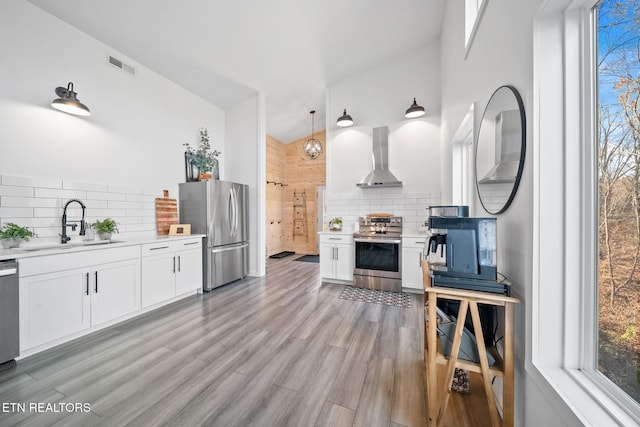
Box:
[353,216,402,292]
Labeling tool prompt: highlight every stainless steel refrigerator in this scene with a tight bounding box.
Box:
[179,180,249,291]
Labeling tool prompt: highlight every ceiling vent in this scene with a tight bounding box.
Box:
[107,55,135,76]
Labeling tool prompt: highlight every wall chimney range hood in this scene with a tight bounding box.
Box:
[357,126,403,188]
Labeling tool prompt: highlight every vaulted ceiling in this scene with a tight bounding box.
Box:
[27,0,444,142]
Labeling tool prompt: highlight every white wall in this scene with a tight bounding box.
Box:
[440,0,581,424]
[325,42,442,231]
[0,0,225,194]
[225,93,266,277]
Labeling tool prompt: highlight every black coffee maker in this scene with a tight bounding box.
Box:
[426,206,508,295]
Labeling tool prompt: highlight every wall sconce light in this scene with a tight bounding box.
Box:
[405,97,425,118]
[336,109,354,127]
[51,82,91,116]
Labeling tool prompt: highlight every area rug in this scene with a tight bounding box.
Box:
[294,255,319,263]
[338,286,413,308]
[269,251,295,259]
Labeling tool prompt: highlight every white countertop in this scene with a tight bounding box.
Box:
[319,230,428,239]
[0,234,205,261]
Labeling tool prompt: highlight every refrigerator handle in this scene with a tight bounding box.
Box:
[229,187,238,237]
[233,187,239,236]
[228,188,235,236]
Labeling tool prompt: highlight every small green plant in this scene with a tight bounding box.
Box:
[0,223,36,241]
[183,128,221,173]
[92,218,119,235]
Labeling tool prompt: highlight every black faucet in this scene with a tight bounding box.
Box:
[60,199,87,244]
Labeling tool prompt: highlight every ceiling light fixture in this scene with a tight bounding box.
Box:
[336,109,354,127]
[51,82,91,116]
[405,97,425,118]
[303,110,323,160]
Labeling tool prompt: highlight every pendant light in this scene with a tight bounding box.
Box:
[303,110,323,160]
[405,97,425,118]
[336,109,354,127]
[51,82,91,116]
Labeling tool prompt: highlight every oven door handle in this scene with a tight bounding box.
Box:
[354,238,402,244]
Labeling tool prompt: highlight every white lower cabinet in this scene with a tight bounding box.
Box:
[402,236,427,291]
[19,246,141,352]
[319,233,354,282]
[91,260,140,325]
[141,238,202,308]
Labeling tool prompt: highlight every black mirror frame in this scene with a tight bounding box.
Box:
[475,85,526,215]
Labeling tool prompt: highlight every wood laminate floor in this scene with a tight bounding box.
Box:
[0,256,490,427]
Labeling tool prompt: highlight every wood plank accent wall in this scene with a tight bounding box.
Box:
[266,135,286,256]
[266,130,326,256]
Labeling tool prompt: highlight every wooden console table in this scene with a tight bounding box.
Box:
[422,260,520,427]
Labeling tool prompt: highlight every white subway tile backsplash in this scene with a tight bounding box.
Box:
[0,174,164,242]
[0,207,34,218]
[86,209,127,218]
[126,209,155,217]
[62,180,109,192]
[1,197,61,208]
[1,217,58,228]
[126,194,156,203]
[108,200,143,209]
[108,184,143,195]
[0,185,34,197]
[34,188,87,199]
[327,190,440,231]
[126,223,156,232]
[86,191,127,201]
[1,175,62,189]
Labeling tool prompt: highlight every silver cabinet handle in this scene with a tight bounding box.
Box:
[329,237,341,240]
[172,256,176,273]
[150,246,169,251]
[177,255,181,272]
[183,241,199,246]
[418,252,423,268]
[85,272,90,295]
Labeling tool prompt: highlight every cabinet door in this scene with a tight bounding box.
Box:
[319,243,336,279]
[91,259,141,326]
[402,247,424,290]
[141,254,176,308]
[20,268,90,351]
[175,248,202,295]
[335,244,354,281]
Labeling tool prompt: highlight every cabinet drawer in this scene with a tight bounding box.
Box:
[141,238,202,257]
[319,234,353,244]
[20,245,141,277]
[402,237,427,249]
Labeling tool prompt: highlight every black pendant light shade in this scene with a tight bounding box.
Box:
[303,110,323,160]
[336,109,354,127]
[405,97,425,118]
[51,82,91,116]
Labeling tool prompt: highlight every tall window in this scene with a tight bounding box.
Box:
[465,0,488,54]
[597,0,640,403]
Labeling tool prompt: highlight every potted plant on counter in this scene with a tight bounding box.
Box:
[184,128,220,181]
[0,222,36,249]
[93,218,119,240]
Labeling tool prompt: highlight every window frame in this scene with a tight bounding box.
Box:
[533,0,640,424]
[465,0,489,58]
[451,104,475,206]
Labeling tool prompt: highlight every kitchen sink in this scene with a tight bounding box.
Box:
[19,240,124,252]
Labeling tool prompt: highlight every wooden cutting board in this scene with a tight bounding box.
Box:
[155,190,178,235]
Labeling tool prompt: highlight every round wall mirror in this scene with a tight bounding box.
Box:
[475,85,526,215]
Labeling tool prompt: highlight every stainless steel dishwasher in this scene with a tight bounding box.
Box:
[0,259,19,370]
